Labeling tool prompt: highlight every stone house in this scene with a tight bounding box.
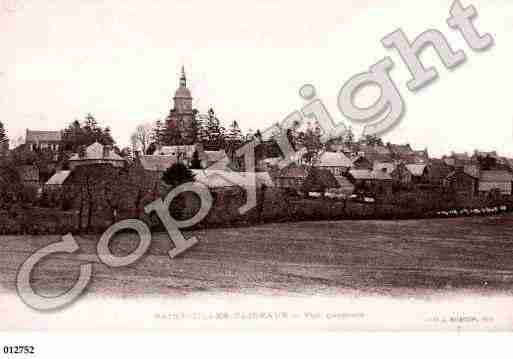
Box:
[25,130,62,152]
[314,151,352,177]
[349,169,393,197]
[444,167,479,200]
[405,164,430,184]
[274,164,309,190]
[68,142,125,170]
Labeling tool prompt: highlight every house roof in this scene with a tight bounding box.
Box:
[315,151,352,168]
[192,170,274,188]
[349,169,392,180]
[45,170,71,186]
[373,162,396,173]
[463,164,480,179]
[479,170,513,182]
[26,130,62,143]
[68,142,125,162]
[139,155,177,171]
[405,164,427,177]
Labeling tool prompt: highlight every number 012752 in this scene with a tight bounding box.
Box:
[3,346,35,355]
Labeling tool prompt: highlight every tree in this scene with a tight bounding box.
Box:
[62,114,115,152]
[301,168,340,197]
[0,121,8,152]
[162,118,182,146]
[0,162,22,211]
[131,123,153,155]
[66,164,121,232]
[300,122,323,165]
[343,126,355,146]
[225,120,244,144]
[204,108,225,149]
[119,147,133,160]
[195,114,209,144]
[361,134,384,146]
[190,150,202,169]
[152,119,165,145]
[161,162,196,188]
[478,154,497,171]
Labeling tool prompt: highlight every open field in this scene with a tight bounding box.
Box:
[1,215,513,299]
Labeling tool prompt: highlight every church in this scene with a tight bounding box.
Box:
[165,67,197,145]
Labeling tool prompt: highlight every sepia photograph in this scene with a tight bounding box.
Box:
[1,0,513,344]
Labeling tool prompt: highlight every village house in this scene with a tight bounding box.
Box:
[314,151,352,176]
[43,170,72,205]
[444,167,479,201]
[478,170,513,195]
[274,164,309,190]
[405,164,430,184]
[390,162,413,189]
[25,130,62,152]
[68,142,125,170]
[349,169,393,197]
[427,159,452,186]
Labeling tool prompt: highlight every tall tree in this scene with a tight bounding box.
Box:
[0,121,8,154]
[0,121,8,144]
[161,162,196,188]
[152,119,165,145]
[195,114,209,144]
[204,108,225,149]
[361,134,384,146]
[225,120,243,143]
[62,114,115,152]
[131,123,153,155]
[161,118,182,146]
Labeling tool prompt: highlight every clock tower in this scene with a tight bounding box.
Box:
[166,66,196,145]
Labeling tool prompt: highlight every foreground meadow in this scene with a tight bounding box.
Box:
[1,215,513,298]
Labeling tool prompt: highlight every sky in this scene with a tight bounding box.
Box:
[0,0,512,157]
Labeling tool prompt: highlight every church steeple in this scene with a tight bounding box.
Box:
[180,66,187,88]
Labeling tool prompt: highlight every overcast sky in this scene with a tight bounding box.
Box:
[0,0,512,157]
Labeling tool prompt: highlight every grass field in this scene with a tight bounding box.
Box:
[2,215,513,299]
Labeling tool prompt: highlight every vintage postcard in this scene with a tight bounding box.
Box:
[0,0,512,335]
